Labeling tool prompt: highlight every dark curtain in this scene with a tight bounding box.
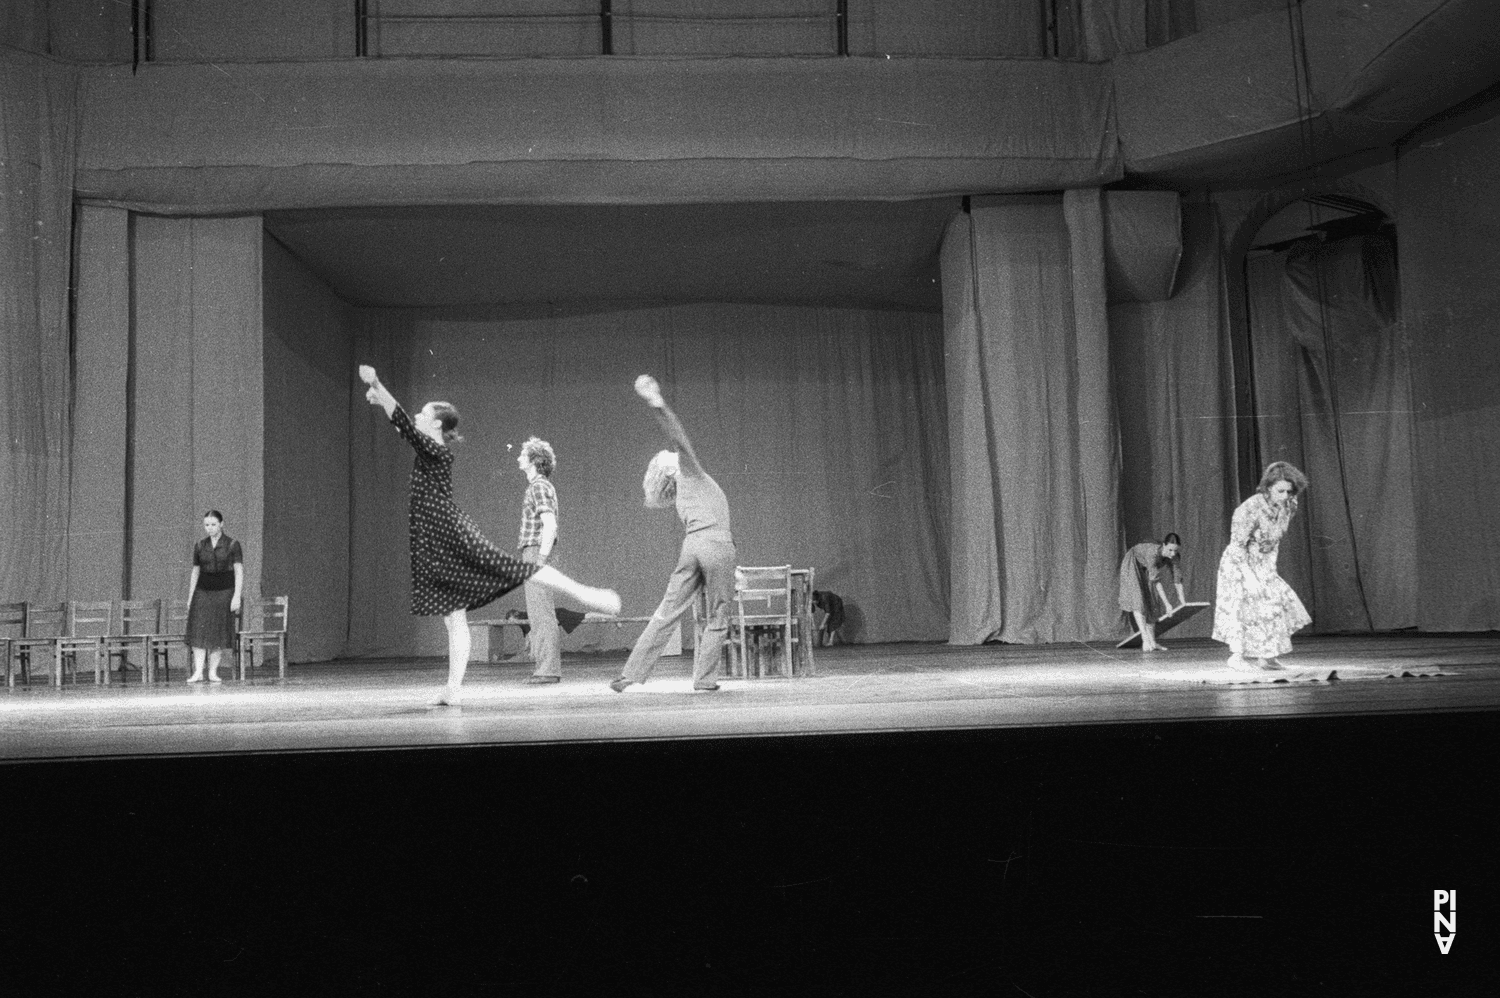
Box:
[1245,232,1416,632]
[1110,204,1239,637]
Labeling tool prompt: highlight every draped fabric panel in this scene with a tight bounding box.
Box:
[68,206,131,601]
[1245,235,1417,632]
[849,0,1046,57]
[262,235,355,662]
[1395,109,1500,632]
[940,196,1121,645]
[0,51,79,605]
[1109,204,1238,637]
[1057,0,1196,60]
[127,217,265,606]
[345,302,949,659]
[76,58,1122,212]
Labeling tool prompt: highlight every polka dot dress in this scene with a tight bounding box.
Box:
[390,405,537,616]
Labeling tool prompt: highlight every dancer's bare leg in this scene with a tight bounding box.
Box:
[187,647,207,683]
[207,650,224,683]
[435,609,469,705]
[529,565,622,616]
[1133,611,1161,651]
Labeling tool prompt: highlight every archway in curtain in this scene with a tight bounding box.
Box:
[1242,193,1415,632]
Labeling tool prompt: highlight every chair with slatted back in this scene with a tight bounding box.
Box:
[148,598,191,683]
[104,599,161,685]
[2,602,28,689]
[730,566,797,679]
[57,601,114,687]
[10,602,68,688]
[237,596,289,681]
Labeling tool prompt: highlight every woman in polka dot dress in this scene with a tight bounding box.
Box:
[360,365,621,706]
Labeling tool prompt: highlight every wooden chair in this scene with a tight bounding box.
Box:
[148,598,191,683]
[730,565,797,679]
[104,599,162,685]
[2,602,27,689]
[237,596,289,681]
[10,602,68,688]
[792,567,817,677]
[56,600,114,686]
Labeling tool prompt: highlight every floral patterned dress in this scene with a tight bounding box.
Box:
[1212,492,1312,658]
[390,404,536,616]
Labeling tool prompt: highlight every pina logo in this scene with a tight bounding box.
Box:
[1433,890,1456,954]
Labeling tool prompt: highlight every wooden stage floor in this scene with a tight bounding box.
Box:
[5,632,1499,762]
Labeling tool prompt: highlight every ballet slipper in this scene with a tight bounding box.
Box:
[186,674,204,684]
[1259,658,1285,671]
[429,688,463,707]
[1226,653,1247,670]
[207,675,222,684]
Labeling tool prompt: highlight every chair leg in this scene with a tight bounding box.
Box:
[277,636,286,680]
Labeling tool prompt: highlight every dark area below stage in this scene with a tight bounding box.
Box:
[7,713,1496,996]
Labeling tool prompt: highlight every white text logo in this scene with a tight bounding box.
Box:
[1434,890,1456,954]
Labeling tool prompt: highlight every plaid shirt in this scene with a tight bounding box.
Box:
[518,476,559,549]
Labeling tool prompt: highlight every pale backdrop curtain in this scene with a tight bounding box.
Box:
[345,302,949,659]
[1,50,79,604]
[126,216,265,606]
[1245,232,1416,632]
[1109,204,1239,637]
[940,193,1122,645]
[68,205,131,601]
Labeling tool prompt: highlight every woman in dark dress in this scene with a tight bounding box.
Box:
[185,509,243,684]
[359,365,620,706]
[1117,532,1185,651]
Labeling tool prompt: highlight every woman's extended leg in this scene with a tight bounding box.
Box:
[529,565,622,617]
[436,608,470,705]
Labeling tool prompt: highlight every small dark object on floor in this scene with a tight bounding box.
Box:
[812,590,845,644]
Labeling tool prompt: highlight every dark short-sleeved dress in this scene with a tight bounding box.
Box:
[1117,541,1177,625]
[186,534,242,651]
[390,404,536,616]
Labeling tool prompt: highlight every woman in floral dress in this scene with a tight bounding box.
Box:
[1212,461,1313,670]
[359,365,620,706]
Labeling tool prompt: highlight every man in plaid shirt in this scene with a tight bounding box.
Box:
[516,436,562,682]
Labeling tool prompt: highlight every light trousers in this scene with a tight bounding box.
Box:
[622,531,735,687]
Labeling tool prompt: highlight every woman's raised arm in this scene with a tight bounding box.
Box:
[635,375,705,476]
[360,365,399,419]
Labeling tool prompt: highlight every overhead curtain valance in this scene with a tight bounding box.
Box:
[75,57,1120,211]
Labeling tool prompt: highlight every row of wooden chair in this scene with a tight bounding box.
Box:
[1,597,289,689]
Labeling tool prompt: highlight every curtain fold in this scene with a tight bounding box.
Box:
[345,302,949,659]
[940,195,1121,645]
[1109,204,1237,636]
[1245,233,1416,632]
[1,50,80,604]
[128,217,265,606]
[1057,0,1196,60]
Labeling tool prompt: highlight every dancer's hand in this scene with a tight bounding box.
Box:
[634,374,664,407]
[365,386,381,405]
[358,364,378,385]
